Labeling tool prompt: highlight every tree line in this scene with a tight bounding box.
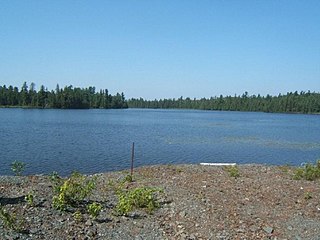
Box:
[0,82,128,109]
[128,91,320,114]
[1,83,319,113]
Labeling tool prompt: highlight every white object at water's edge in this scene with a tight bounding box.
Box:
[200,163,236,166]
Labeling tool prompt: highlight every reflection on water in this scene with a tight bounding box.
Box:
[164,135,320,151]
[223,136,320,150]
[163,136,219,145]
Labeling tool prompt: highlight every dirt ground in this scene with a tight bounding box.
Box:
[1,164,320,239]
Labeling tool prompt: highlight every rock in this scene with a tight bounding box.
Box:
[249,225,259,232]
[30,228,39,234]
[263,226,273,234]
[179,210,187,218]
[174,230,184,237]
[128,212,140,219]
[85,220,93,226]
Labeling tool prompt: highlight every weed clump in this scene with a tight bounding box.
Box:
[10,161,26,176]
[293,160,320,181]
[52,172,96,210]
[87,202,102,219]
[116,186,162,215]
[224,165,240,178]
[25,192,35,206]
[0,206,27,233]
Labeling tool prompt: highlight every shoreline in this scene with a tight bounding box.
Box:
[1,105,320,115]
[0,163,305,178]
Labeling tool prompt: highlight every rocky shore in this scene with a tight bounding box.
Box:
[1,164,320,240]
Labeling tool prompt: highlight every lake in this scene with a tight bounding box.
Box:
[0,108,319,176]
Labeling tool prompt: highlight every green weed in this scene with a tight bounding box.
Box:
[72,210,83,222]
[52,172,96,210]
[10,161,26,176]
[116,186,162,215]
[0,206,26,232]
[25,192,34,206]
[293,160,320,181]
[87,202,102,219]
[49,171,63,194]
[123,174,133,183]
[304,192,312,200]
[224,165,240,178]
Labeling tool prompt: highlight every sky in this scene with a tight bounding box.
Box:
[0,0,319,99]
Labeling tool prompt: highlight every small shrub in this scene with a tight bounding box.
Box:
[87,202,102,219]
[116,186,162,215]
[10,161,26,176]
[293,160,320,181]
[0,206,26,232]
[224,165,240,178]
[0,206,16,230]
[49,171,61,182]
[304,192,312,200]
[293,168,305,180]
[123,174,133,183]
[49,171,63,194]
[52,172,96,210]
[73,210,83,222]
[25,192,34,206]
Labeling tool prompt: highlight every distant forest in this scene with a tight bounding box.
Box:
[0,82,128,109]
[128,91,320,114]
[1,83,320,114]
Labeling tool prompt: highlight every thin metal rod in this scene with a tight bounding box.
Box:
[131,142,135,177]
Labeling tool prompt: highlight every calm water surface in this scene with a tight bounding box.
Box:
[0,108,319,175]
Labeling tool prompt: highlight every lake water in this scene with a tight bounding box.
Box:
[0,108,319,176]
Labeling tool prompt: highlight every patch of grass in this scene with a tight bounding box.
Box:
[116,186,163,216]
[224,165,240,178]
[293,160,320,181]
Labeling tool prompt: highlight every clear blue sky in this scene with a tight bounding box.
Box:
[0,0,319,99]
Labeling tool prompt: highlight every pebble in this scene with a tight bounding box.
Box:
[249,225,259,232]
[85,220,93,226]
[179,210,187,218]
[263,226,273,234]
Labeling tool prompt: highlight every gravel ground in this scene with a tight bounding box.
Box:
[1,164,320,240]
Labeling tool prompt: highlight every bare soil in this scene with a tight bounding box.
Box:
[1,164,320,240]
